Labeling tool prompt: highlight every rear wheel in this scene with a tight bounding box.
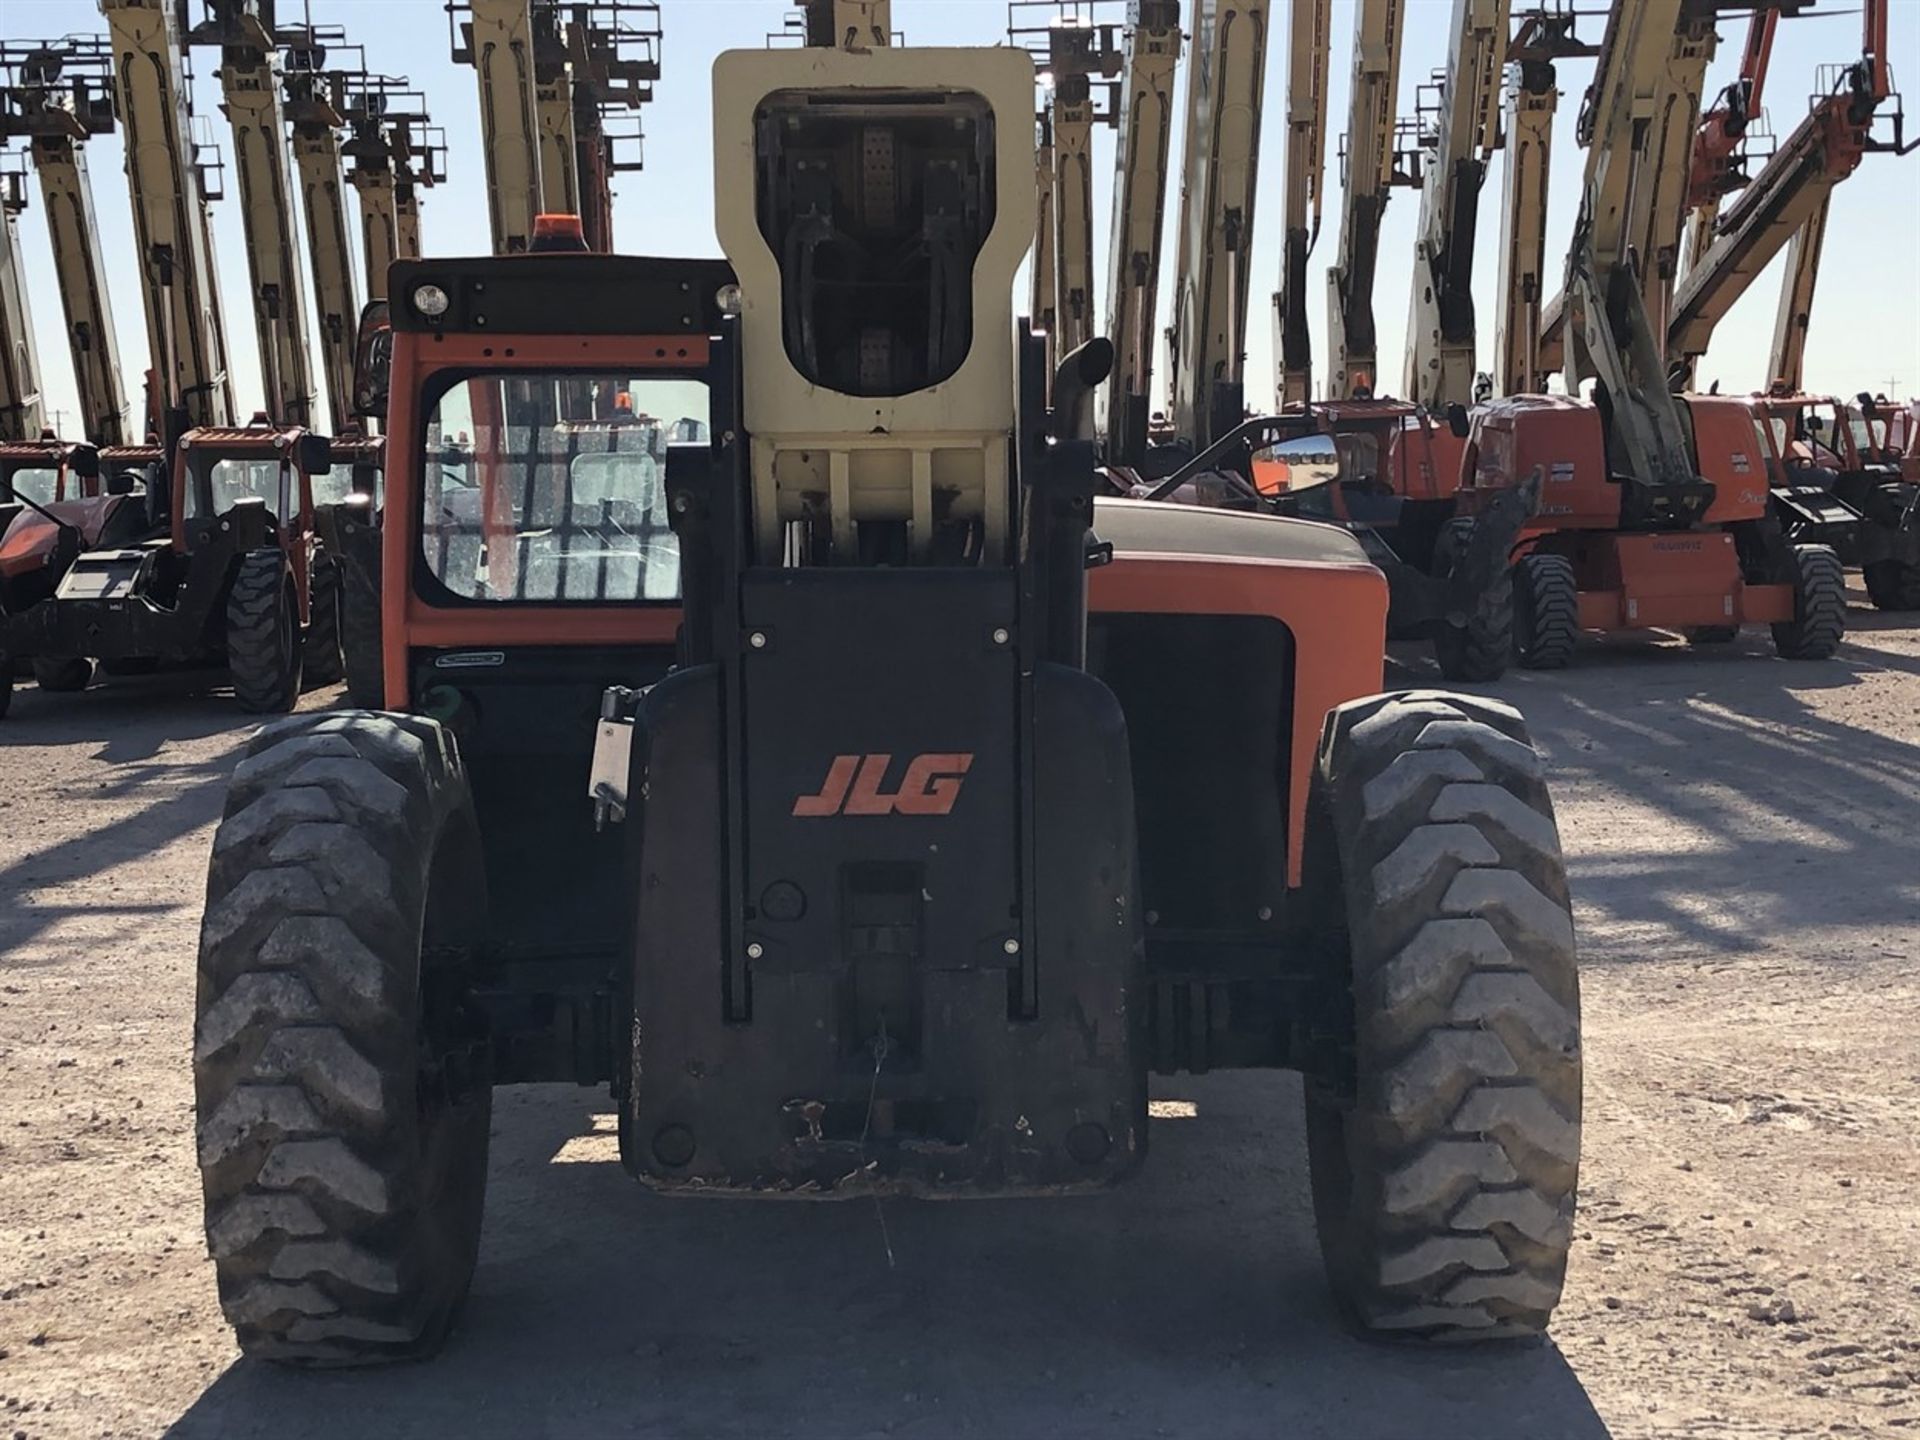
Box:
[1771,544,1846,660]
[227,549,304,714]
[196,712,491,1365]
[1303,691,1580,1342]
[1513,554,1578,670]
[1862,558,1920,612]
[31,657,95,692]
[1430,518,1513,683]
[339,552,384,709]
[304,555,345,687]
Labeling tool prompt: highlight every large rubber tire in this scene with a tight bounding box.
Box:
[339,554,384,709]
[1771,544,1846,660]
[31,656,95,692]
[1513,554,1578,671]
[227,548,304,714]
[1303,691,1581,1342]
[1430,518,1514,683]
[196,712,491,1365]
[304,555,345,687]
[1862,558,1920,612]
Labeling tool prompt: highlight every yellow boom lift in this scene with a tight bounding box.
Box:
[0,37,128,444]
[0,138,46,444]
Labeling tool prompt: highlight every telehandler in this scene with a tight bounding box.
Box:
[194,8,1581,1364]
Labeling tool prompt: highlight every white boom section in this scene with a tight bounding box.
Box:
[33,125,130,444]
[1168,0,1270,449]
[0,182,45,441]
[1272,0,1329,407]
[100,0,234,431]
[1403,0,1508,408]
[1102,0,1181,459]
[460,0,544,254]
[213,20,317,427]
[1324,0,1405,399]
[1493,56,1554,396]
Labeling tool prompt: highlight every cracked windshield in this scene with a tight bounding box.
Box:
[422,374,708,602]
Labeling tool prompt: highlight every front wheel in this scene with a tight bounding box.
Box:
[196,713,492,1364]
[304,554,345,687]
[1862,558,1920,612]
[1303,690,1581,1342]
[227,549,304,713]
[1430,518,1513,683]
[1771,544,1845,660]
[1514,554,1578,670]
[31,656,95,693]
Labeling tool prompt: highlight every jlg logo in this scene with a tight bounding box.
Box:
[792,753,974,817]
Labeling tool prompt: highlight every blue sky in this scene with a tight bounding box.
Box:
[6,0,1918,434]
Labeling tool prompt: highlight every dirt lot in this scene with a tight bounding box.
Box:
[2,605,1917,1440]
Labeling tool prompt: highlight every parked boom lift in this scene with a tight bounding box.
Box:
[1451,0,1845,666]
[340,76,446,299]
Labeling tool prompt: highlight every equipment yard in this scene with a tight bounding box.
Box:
[2,616,1916,1440]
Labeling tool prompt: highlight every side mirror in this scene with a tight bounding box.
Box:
[1445,403,1471,439]
[1857,392,1880,418]
[296,432,333,475]
[69,444,101,480]
[1806,414,1825,434]
[351,300,393,419]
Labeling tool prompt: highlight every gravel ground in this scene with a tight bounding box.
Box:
[1,604,1916,1440]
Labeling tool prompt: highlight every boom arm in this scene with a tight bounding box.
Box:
[185,0,317,428]
[1766,190,1827,391]
[1102,0,1180,463]
[100,0,234,440]
[451,0,545,254]
[1562,0,1703,507]
[1669,0,1906,378]
[1493,46,1556,396]
[1168,0,1271,449]
[1272,0,1329,407]
[1678,7,1776,279]
[283,48,359,434]
[0,166,44,441]
[1403,0,1509,408]
[342,78,443,300]
[1324,0,1406,399]
[2,38,132,443]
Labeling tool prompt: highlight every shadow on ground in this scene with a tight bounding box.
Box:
[166,1073,1610,1440]
[1390,613,1920,964]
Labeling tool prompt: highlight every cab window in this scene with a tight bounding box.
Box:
[186,456,287,520]
[420,373,705,603]
[3,465,60,505]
